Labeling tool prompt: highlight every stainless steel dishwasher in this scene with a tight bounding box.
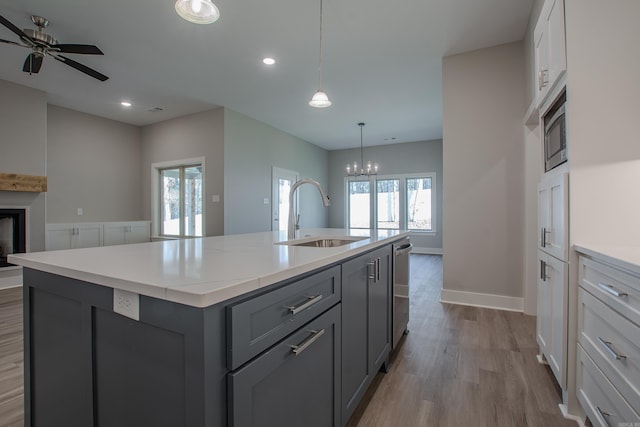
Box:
[392,237,412,350]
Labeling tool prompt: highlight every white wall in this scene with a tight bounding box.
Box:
[223,108,329,235]
[140,108,225,237]
[442,42,526,304]
[0,79,47,252]
[47,105,143,223]
[327,139,443,251]
[565,0,640,247]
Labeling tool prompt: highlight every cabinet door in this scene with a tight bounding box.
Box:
[46,224,74,251]
[228,304,341,427]
[103,224,127,246]
[546,0,566,89]
[341,245,391,424]
[537,251,568,389]
[341,253,369,422]
[125,222,150,244]
[368,246,391,372]
[534,18,550,103]
[74,224,103,249]
[538,172,568,260]
[536,251,551,356]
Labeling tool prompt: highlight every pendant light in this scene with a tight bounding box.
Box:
[346,123,378,177]
[175,0,220,24]
[309,0,332,108]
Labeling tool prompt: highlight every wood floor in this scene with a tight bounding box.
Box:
[0,255,576,426]
[347,254,577,427]
[0,286,23,427]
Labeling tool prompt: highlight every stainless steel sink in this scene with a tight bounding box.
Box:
[276,236,367,247]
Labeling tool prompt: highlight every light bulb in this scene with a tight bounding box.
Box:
[191,0,202,13]
[175,0,220,24]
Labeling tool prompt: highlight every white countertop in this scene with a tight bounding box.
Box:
[9,228,409,308]
[574,244,640,276]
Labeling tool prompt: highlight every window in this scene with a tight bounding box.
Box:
[154,159,205,237]
[346,173,436,233]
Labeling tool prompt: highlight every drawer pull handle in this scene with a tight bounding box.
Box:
[287,294,323,315]
[597,282,628,298]
[290,329,325,355]
[595,406,611,427]
[597,337,627,361]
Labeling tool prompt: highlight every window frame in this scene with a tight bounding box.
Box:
[344,172,436,234]
[151,157,206,238]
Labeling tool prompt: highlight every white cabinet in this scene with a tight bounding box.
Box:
[576,252,640,425]
[534,0,566,107]
[103,221,151,246]
[46,223,104,251]
[537,172,568,261]
[536,171,568,389]
[536,250,568,388]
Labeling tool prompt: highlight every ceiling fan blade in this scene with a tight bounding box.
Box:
[0,14,34,45]
[22,53,43,74]
[52,44,104,55]
[0,37,26,47]
[54,55,109,81]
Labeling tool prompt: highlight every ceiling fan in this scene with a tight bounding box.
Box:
[0,14,108,81]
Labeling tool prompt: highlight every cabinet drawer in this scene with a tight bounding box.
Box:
[578,288,640,412]
[580,256,640,327]
[227,266,341,369]
[577,345,640,427]
[228,304,341,427]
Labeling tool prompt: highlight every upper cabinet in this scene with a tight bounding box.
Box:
[534,0,567,108]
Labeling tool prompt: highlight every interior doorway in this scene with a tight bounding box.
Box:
[271,167,299,231]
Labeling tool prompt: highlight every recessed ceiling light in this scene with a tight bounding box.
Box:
[262,57,275,65]
[120,101,132,108]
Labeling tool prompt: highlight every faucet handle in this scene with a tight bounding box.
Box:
[295,214,301,230]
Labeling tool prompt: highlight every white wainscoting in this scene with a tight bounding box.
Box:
[0,266,22,289]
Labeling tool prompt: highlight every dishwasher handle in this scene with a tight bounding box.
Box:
[395,243,413,256]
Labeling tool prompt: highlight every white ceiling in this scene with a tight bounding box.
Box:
[0,0,533,150]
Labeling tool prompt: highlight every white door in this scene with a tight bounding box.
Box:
[272,167,299,231]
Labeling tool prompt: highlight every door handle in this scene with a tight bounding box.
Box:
[287,294,323,315]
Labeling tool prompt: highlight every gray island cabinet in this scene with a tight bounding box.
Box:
[12,229,406,427]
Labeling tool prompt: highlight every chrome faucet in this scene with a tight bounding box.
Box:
[288,178,331,240]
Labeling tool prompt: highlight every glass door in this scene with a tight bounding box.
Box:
[272,167,299,231]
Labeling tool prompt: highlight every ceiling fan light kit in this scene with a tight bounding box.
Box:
[0,14,108,81]
[175,0,220,24]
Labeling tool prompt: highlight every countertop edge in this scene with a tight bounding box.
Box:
[574,244,640,277]
[11,230,410,308]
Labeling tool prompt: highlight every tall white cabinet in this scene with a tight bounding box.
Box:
[537,172,569,388]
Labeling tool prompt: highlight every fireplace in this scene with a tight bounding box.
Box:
[0,209,26,268]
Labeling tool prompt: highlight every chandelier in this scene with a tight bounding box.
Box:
[346,123,378,177]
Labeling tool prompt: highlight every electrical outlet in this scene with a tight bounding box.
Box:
[77,208,83,216]
[113,289,140,320]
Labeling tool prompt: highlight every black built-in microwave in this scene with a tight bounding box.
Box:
[543,90,567,172]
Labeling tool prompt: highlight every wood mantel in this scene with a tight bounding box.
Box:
[0,173,48,193]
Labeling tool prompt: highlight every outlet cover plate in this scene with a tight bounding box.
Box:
[113,289,140,320]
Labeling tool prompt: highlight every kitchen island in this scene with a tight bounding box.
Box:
[9,228,409,427]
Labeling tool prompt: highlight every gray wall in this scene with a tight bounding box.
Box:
[327,140,443,251]
[0,79,47,252]
[223,108,329,235]
[140,108,225,237]
[442,41,525,299]
[47,105,143,223]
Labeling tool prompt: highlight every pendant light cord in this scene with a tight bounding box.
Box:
[318,0,324,89]
[360,123,365,169]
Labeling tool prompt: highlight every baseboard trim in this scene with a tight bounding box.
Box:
[559,404,586,427]
[411,247,443,255]
[440,289,524,312]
